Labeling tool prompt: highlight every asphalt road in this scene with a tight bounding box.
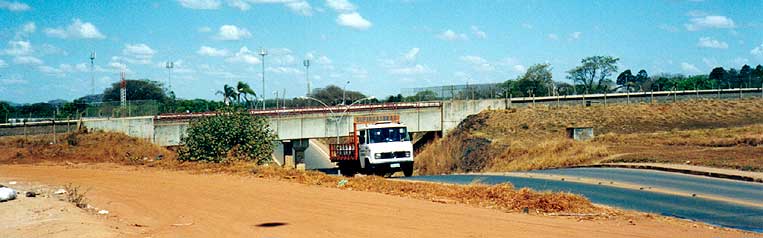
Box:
[405,168,763,232]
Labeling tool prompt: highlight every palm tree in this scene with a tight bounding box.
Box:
[236,81,256,108]
[215,84,237,105]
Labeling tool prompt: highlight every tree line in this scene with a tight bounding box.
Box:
[2,57,761,122]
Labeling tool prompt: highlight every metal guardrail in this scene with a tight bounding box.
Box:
[155,102,443,121]
[153,88,763,121]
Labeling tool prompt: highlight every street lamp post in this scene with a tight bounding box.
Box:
[298,96,375,143]
[342,81,350,105]
[89,52,96,96]
[303,60,310,96]
[165,61,174,93]
[259,48,268,110]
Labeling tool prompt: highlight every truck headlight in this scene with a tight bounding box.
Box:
[374,153,381,159]
[405,151,411,157]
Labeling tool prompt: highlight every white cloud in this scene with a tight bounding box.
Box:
[0,59,6,68]
[471,26,487,39]
[389,64,433,75]
[0,0,30,11]
[215,25,251,40]
[658,24,679,32]
[2,40,32,56]
[685,15,735,31]
[697,37,728,49]
[109,61,129,72]
[336,12,372,30]
[222,0,312,15]
[316,56,332,65]
[39,43,67,56]
[346,66,369,79]
[460,55,495,72]
[569,31,581,40]
[751,42,763,57]
[21,22,35,33]
[547,33,559,40]
[403,48,420,62]
[120,43,155,64]
[512,64,526,73]
[13,56,42,65]
[44,19,106,39]
[680,62,701,74]
[686,10,708,17]
[284,1,312,16]
[226,46,261,65]
[37,65,64,76]
[177,0,221,9]
[197,46,229,57]
[701,57,718,68]
[123,44,156,58]
[197,26,212,32]
[437,29,468,41]
[267,66,301,75]
[227,0,249,10]
[326,0,355,12]
[521,23,533,29]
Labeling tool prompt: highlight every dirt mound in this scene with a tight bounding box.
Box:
[0,132,175,165]
[416,98,763,174]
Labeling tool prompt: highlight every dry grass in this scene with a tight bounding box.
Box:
[63,183,89,209]
[250,166,599,214]
[0,131,600,215]
[490,139,610,172]
[0,131,175,165]
[416,98,763,174]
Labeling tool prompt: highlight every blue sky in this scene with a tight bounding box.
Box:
[0,0,761,103]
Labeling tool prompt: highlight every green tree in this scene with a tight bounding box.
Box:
[566,56,619,93]
[727,68,739,88]
[413,90,438,101]
[635,69,649,91]
[103,79,167,102]
[236,81,257,108]
[754,65,763,87]
[616,69,637,92]
[708,67,727,89]
[740,64,753,88]
[177,107,277,163]
[514,63,554,96]
[0,101,13,123]
[216,84,237,105]
[312,85,367,105]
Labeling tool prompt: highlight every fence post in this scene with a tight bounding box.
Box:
[739,88,743,99]
[603,92,607,106]
[650,90,654,104]
[718,87,721,99]
[52,120,57,144]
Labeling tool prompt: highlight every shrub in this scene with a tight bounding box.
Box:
[177,107,277,163]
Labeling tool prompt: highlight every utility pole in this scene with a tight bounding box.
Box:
[259,48,268,110]
[303,59,310,96]
[90,52,96,96]
[165,61,174,93]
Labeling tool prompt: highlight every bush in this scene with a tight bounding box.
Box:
[177,107,277,163]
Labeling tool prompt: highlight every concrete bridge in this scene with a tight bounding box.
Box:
[3,88,762,169]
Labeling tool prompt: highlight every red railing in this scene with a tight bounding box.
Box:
[329,143,357,161]
[154,102,442,121]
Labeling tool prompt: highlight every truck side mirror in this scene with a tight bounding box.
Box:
[359,137,366,144]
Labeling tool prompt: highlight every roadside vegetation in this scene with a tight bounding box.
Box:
[0,130,602,215]
[177,107,277,163]
[416,98,763,174]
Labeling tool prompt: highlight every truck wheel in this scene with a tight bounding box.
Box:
[339,161,358,177]
[403,163,414,177]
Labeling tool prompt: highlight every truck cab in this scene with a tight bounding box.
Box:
[329,115,415,177]
[357,122,414,176]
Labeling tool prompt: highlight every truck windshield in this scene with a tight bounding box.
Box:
[368,127,410,143]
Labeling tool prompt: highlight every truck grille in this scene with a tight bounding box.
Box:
[377,151,409,159]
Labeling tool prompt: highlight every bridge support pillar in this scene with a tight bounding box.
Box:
[291,139,310,170]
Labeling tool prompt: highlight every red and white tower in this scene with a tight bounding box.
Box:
[120,71,127,108]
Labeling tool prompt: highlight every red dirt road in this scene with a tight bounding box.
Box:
[0,164,749,238]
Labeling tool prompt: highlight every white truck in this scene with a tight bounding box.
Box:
[330,115,414,177]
